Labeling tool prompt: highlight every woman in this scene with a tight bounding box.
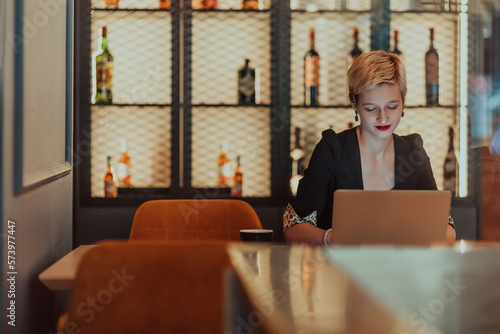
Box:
[284,50,456,245]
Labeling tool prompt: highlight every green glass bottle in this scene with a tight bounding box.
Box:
[92,26,113,104]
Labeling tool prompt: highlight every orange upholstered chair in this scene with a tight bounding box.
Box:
[129,199,263,241]
[57,241,232,334]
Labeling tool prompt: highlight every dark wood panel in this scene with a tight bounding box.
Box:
[482,146,500,241]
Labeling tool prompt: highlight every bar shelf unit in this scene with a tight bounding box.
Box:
[75,0,472,208]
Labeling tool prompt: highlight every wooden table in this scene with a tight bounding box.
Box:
[38,245,95,290]
[226,242,500,334]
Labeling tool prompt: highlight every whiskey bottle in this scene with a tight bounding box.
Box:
[242,0,259,9]
[443,127,457,196]
[159,0,171,9]
[392,30,403,59]
[238,59,256,105]
[192,0,204,9]
[425,27,439,106]
[92,26,113,105]
[203,0,217,9]
[117,139,132,188]
[217,141,231,187]
[231,156,243,197]
[348,27,363,69]
[104,0,119,8]
[304,28,320,106]
[104,156,118,198]
[290,127,305,196]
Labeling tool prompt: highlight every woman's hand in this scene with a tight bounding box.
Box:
[446,224,456,244]
[285,223,331,246]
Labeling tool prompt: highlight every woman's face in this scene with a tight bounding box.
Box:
[353,83,403,139]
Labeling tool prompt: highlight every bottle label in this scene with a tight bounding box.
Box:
[104,181,117,197]
[117,163,131,179]
[231,181,242,197]
[242,0,259,9]
[117,163,131,186]
[217,163,231,187]
[203,0,217,9]
[96,61,113,90]
[104,0,119,8]
[239,73,255,97]
[192,0,204,9]
[159,0,171,9]
[425,53,439,85]
[443,178,456,194]
[305,56,320,86]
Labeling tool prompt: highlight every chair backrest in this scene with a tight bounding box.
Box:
[59,241,231,334]
[129,199,262,241]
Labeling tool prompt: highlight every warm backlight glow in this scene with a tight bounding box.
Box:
[459,239,466,254]
[459,7,469,197]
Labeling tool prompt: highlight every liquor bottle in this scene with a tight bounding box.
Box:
[425,27,439,106]
[192,0,204,9]
[117,139,132,187]
[392,30,403,59]
[92,26,113,105]
[348,28,363,69]
[290,127,305,196]
[443,127,457,196]
[159,0,171,9]
[304,28,320,106]
[104,0,119,8]
[231,156,243,197]
[203,0,217,9]
[238,59,256,105]
[242,0,259,9]
[217,141,231,187]
[104,156,118,198]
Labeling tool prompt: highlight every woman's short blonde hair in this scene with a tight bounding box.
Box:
[347,50,407,105]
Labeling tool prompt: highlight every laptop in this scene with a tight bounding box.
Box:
[331,189,451,246]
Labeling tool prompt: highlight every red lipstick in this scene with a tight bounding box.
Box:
[376,125,391,131]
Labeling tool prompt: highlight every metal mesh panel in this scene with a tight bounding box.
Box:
[291,106,456,190]
[92,0,167,9]
[290,0,370,11]
[191,12,271,105]
[290,12,371,106]
[191,106,271,197]
[200,0,272,9]
[346,0,371,11]
[390,13,459,107]
[91,106,171,197]
[91,10,172,104]
[390,0,461,12]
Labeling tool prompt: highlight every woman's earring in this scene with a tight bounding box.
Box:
[401,109,405,118]
[355,112,359,122]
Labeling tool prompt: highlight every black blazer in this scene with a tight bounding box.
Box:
[293,127,438,230]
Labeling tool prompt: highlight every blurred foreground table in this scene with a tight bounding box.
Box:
[226,242,500,334]
[39,245,95,290]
